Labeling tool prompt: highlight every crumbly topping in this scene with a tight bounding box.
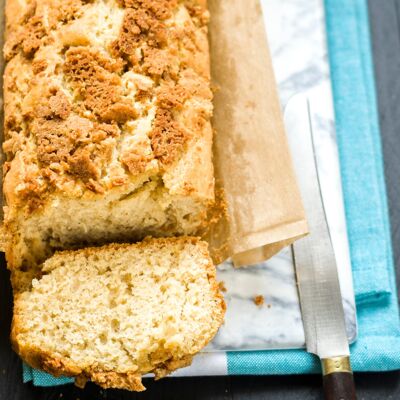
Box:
[68,149,100,182]
[33,113,119,194]
[150,109,189,165]
[134,89,152,102]
[117,0,177,20]
[4,0,86,60]
[156,84,189,110]
[2,130,23,156]
[114,7,168,56]
[147,82,192,165]
[32,59,48,74]
[16,171,50,213]
[65,46,124,78]
[112,0,197,167]
[86,179,106,194]
[4,0,212,205]
[92,123,121,141]
[34,118,78,167]
[33,89,72,120]
[142,48,173,77]
[63,47,137,123]
[121,150,153,175]
[20,16,47,58]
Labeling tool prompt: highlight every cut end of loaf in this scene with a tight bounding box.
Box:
[12,237,225,391]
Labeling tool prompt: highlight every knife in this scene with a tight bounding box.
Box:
[284,94,357,400]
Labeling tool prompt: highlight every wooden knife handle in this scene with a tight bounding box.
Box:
[322,357,357,400]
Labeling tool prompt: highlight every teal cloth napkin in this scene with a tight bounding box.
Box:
[327,0,393,306]
[23,0,400,385]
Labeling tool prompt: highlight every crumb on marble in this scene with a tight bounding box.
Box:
[254,295,265,307]
[218,281,227,293]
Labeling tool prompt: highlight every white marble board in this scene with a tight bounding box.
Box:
[206,0,358,352]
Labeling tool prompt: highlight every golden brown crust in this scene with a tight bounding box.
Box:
[10,330,146,391]
[11,334,197,392]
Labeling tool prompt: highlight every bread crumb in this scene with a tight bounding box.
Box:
[254,295,264,307]
[218,281,227,293]
[267,304,272,309]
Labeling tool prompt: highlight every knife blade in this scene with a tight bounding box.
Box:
[284,94,356,400]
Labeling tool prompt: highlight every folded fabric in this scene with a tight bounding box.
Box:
[326,0,393,305]
[23,0,400,385]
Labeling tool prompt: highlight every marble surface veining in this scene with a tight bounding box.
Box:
[206,0,357,352]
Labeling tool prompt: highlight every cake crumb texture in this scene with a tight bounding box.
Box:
[12,237,225,391]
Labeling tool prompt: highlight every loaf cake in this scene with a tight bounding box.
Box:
[2,0,214,279]
[12,237,225,391]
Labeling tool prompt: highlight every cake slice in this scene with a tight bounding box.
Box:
[12,237,225,391]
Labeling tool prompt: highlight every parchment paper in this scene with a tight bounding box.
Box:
[208,0,308,266]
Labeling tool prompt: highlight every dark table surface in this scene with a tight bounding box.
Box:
[1,1,400,399]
